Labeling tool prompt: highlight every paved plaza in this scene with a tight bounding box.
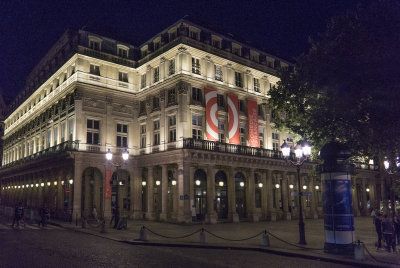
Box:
[47,216,399,267]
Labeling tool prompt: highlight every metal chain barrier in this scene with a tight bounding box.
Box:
[265,230,324,250]
[204,229,265,242]
[144,226,203,239]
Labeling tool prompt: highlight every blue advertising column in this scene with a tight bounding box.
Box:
[319,141,355,255]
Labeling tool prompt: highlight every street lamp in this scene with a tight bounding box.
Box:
[105,148,129,217]
[281,139,311,245]
[383,156,400,216]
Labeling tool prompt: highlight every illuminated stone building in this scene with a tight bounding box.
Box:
[0,19,382,223]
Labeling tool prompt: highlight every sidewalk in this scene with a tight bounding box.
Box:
[50,217,399,267]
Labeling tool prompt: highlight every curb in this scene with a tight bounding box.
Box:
[51,222,388,268]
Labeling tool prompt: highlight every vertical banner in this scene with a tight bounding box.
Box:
[205,87,219,141]
[227,93,240,144]
[247,99,259,147]
[105,169,112,199]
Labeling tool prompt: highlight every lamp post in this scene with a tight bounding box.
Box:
[105,148,129,219]
[383,157,399,217]
[281,140,311,245]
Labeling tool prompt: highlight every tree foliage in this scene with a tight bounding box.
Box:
[268,0,400,159]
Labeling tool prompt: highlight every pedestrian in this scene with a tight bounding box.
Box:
[39,206,50,227]
[191,205,196,222]
[113,207,120,229]
[394,215,400,245]
[92,206,98,222]
[374,212,383,249]
[381,214,396,253]
[12,202,24,228]
[110,204,116,227]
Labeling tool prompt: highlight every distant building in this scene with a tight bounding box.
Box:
[0,18,380,223]
[0,92,9,166]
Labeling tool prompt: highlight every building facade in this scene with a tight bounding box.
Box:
[0,19,383,223]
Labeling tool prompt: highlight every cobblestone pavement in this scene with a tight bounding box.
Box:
[53,217,400,267]
[0,218,353,268]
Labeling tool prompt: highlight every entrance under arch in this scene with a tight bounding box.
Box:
[235,172,247,219]
[81,167,103,219]
[193,169,207,221]
[215,170,228,220]
[111,169,130,217]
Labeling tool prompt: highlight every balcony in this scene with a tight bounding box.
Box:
[183,138,284,159]
[1,140,79,170]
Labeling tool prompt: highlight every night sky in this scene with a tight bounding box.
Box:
[0,0,366,101]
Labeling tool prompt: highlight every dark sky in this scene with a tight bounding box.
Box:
[0,0,365,101]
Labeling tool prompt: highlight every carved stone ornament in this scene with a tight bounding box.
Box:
[146,65,152,71]
[177,81,189,95]
[106,96,113,105]
[178,46,187,53]
[246,69,251,74]
[132,100,139,111]
[74,90,83,100]
[160,57,166,63]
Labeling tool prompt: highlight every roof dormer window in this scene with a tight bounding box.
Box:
[88,36,102,51]
[117,44,129,58]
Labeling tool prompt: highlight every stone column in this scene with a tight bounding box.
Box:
[261,170,268,220]
[160,164,168,221]
[267,170,276,221]
[206,165,217,223]
[281,171,291,220]
[146,166,155,220]
[361,178,368,215]
[228,167,239,222]
[72,163,83,222]
[247,168,258,221]
[132,167,143,219]
[176,162,191,223]
[369,181,376,211]
[381,177,388,214]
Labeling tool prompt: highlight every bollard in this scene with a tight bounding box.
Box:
[100,219,106,233]
[199,228,206,244]
[354,240,364,260]
[139,226,148,241]
[262,230,270,247]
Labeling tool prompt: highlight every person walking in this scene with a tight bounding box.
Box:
[92,206,98,222]
[381,214,396,253]
[374,212,383,249]
[394,215,400,245]
[110,204,116,227]
[12,202,24,228]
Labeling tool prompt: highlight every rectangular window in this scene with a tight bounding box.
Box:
[119,72,128,82]
[116,124,128,148]
[232,46,241,56]
[140,124,146,148]
[169,59,175,75]
[169,129,176,142]
[47,130,52,148]
[153,67,159,83]
[61,122,66,142]
[168,88,176,105]
[212,39,221,48]
[238,99,245,112]
[153,97,160,110]
[118,48,128,58]
[139,101,146,115]
[273,142,279,151]
[141,125,146,134]
[90,64,100,76]
[219,133,225,143]
[215,65,223,81]
[254,78,260,92]
[217,94,224,107]
[190,31,198,40]
[153,120,160,131]
[218,120,225,131]
[54,126,58,145]
[235,72,243,87]
[169,115,176,126]
[141,74,146,89]
[192,114,202,126]
[68,118,74,141]
[87,119,100,145]
[192,129,202,139]
[192,87,202,102]
[153,132,160,145]
[192,58,201,75]
[89,41,100,51]
[272,132,279,140]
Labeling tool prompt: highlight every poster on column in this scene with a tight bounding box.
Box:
[227,93,240,144]
[247,99,259,147]
[105,169,112,199]
[323,177,354,232]
[205,87,219,141]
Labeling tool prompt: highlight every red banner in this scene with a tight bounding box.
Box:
[227,93,240,144]
[105,169,112,199]
[247,99,259,147]
[205,87,219,141]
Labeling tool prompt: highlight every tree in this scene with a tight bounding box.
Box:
[268,0,400,161]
